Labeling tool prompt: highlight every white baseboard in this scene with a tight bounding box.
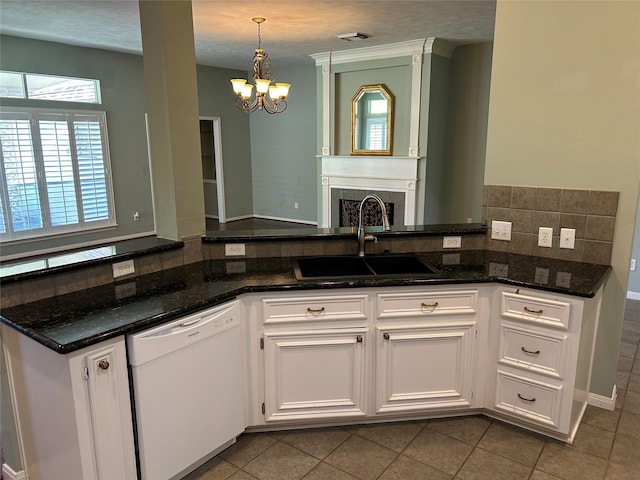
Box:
[253,214,317,226]
[627,291,640,300]
[588,384,617,411]
[2,463,26,480]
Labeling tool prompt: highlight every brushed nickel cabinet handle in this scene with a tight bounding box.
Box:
[524,306,543,314]
[383,332,390,340]
[421,302,439,308]
[521,347,541,355]
[307,307,325,314]
[517,393,536,402]
[98,360,110,370]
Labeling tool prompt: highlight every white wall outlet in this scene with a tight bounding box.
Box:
[133,211,140,221]
[538,227,553,248]
[559,228,576,249]
[294,202,299,209]
[491,220,512,241]
[443,236,462,248]
[631,259,637,271]
[225,243,246,256]
[534,267,550,285]
[112,259,135,278]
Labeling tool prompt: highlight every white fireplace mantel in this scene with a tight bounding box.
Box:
[319,155,423,228]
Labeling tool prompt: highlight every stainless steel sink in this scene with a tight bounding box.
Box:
[293,254,439,280]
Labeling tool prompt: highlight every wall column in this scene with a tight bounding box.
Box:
[138,0,204,240]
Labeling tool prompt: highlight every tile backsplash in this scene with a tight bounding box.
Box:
[483,185,618,265]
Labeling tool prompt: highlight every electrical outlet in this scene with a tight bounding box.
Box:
[631,259,637,271]
[225,243,246,256]
[491,221,512,241]
[559,228,575,249]
[133,211,140,221]
[294,202,299,209]
[112,259,135,278]
[443,236,462,249]
[538,227,553,248]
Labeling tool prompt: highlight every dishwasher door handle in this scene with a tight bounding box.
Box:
[179,318,201,328]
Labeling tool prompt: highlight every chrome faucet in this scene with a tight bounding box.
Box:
[357,194,391,256]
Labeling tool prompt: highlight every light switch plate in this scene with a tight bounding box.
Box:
[112,259,135,278]
[443,236,462,248]
[538,227,553,248]
[491,221,512,241]
[560,228,576,249]
[225,243,246,256]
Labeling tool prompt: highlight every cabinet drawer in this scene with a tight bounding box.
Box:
[494,370,563,430]
[499,323,568,379]
[262,294,368,325]
[377,290,477,319]
[501,292,571,330]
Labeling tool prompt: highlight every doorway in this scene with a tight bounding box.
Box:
[200,117,226,223]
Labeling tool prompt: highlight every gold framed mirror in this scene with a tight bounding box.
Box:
[351,84,394,155]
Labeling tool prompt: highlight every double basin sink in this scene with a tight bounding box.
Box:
[294,254,439,280]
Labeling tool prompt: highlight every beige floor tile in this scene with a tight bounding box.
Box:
[324,434,398,480]
[181,457,238,480]
[477,422,545,466]
[618,342,638,359]
[243,442,319,480]
[608,434,640,469]
[456,448,532,480]
[403,428,473,476]
[571,423,615,459]
[627,373,640,393]
[355,421,423,452]
[582,405,621,432]
[426,415,491,445]
[378,454,452,480]
[529,470,564,480]
[302,462,360,480]
[536,442,607,480]
[618,356,634,373]
[280,427,352,459]
[604,460,640,480]
[227,472,259,480]
[218,434,278,468]
[616,410,640,440]
[616,371,630,389]
[622,390,640,414]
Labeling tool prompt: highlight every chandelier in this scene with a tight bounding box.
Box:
[230,17,291,114]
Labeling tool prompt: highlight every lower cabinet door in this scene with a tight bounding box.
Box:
[376,323,475,414]
[263,329,368,422]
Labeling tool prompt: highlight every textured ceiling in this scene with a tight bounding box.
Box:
[0,0,496,70]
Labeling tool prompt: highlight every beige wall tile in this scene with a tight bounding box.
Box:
[583,241,613,265]
[533,211,560,232]
[511,186,536,209]
[588,191,619,216]
[535,187,561,211]
[509,209,534,233]
[559,214,587,238]
[585,216,616,242]
[561,189,589,214]
[86,264,114,288]
[487,185,512,207]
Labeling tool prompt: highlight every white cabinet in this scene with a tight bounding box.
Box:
[486,287,602,442]
[1,327,136,480]
[258,293,370,423]
[249,287,484,426]
[375,289,480,414]
[263,329,368,422]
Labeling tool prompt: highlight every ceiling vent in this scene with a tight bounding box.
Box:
[337,32,369,41]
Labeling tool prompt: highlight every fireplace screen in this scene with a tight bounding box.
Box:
[339,199,394,227]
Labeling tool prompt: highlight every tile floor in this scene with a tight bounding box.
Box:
[183,300,640,480]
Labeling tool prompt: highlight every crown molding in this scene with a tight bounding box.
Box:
[310,37,455,66]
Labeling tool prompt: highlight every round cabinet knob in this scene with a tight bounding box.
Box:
[98,360,110,370]
[383,332,390,340]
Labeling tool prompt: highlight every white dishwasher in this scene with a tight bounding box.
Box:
[127,301,244,480]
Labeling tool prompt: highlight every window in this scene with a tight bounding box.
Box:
[0,107,116,242]
[0,71,101,104]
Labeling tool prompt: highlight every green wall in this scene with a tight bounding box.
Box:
[485,0,640,397]
[249,64,318,223]
[0,35,155,257]
[196,65,254,220]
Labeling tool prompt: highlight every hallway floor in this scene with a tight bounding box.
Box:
[183,300,640,480]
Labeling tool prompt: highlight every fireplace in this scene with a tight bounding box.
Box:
[320,155,421,228]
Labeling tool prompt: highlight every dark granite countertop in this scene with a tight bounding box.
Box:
[203,223,486,242]
[0,250,611,355]
[0,236,183,283]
